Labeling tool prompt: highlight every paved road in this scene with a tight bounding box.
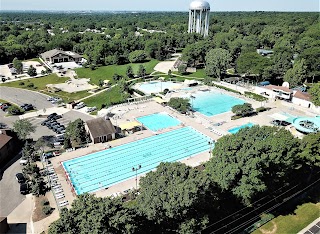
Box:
[0,153,26,217]
[0,86,52,110]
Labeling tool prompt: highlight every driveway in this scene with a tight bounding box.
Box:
[0,86,52,110]
[0,153,26,217]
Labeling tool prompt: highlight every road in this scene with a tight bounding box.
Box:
[0,86,52,110]
[0,153,26,217]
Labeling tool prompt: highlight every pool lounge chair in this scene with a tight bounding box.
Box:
[54,188,63,194]
[56,194,65,199]
[59,201,69,207]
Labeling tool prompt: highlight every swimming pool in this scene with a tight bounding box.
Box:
[137,81,181,94]
[228,123,254,134]
[63,127,212,195]
[137,112,181,131]
[185,90,245,116]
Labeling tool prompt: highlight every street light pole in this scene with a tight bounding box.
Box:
[208,141,213,157]
[132,165,142,190]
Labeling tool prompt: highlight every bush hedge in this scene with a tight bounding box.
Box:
[244,91,268,102]
[212,83,242,95]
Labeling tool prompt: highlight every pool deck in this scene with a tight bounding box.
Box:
[50,85,316,206]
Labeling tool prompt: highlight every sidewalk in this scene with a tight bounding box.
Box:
[298,217,320,234]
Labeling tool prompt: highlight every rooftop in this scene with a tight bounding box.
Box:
[86,117,116,138]
[190,0,210,10]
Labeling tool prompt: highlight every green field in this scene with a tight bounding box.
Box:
[75,60,159,85]
[83,86,127,109]
[173,69,206,79]
[0,74,69,91]
[252,203,320,234]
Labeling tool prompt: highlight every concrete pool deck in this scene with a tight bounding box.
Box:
[50,85,315,205]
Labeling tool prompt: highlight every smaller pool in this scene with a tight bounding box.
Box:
[228,123,254,134]
[136,81,182,94]
[137,112,181,131]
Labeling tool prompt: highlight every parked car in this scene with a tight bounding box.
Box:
[0,103,11,110]
[15,173,25,183]
[86,106,97,113]
[19,159,28,165]
[47,96,55,101]
[20,104,33,111]
[74,102,86,109]
[20,183,28,194]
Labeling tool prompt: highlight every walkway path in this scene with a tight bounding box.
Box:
[154,53,181,73]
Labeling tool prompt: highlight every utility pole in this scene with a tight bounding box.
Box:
[132,165,142,190]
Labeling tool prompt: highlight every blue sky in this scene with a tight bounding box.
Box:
[0,0,319,11]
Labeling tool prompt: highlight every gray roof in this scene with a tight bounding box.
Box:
[40,49,82,59]
[86,117,116,138]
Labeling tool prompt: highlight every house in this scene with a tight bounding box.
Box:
[40,49,83,64]
[265,85,293,100]
[0,130,21,166]
[85,117,117,144]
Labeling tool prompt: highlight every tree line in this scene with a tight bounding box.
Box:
[48,126,320,233]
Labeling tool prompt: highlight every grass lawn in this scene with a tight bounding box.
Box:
[253,202,320,234]
[75,60,159,86]
[173,69,207,79]
[0,74,69,91]
[83,86,127,110]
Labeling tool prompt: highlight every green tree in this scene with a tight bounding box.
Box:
[128,50,146,63]
[137,65,146,78]
[126,65,134,78]
[283,59,307,87]
[236,52,272,76]
[12,57,23,74]
[231,103,254,116]
[206,126,300,205]
[299,132,320,168]
[13,119,36,140]
[177,64,187,74]
[27,65,37,77]
[168,69,173,77]
[205,48,231,80]
[65,119,88,148]
[168,97,191,113]
[137,162,213,232]
[309,83,320,106]
[7,105,24,115]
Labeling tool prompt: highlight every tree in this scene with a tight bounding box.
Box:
[27,65,37,77]
[12,57,23,74]
[168,97,191,113]
[128,50,146,63]
[283,59,307,87]
[178,64,187,75]
[236,52,272,77]
[65,119,88,147]
[168,69,173,77]
[231,103,254,116]
[7,106,24,115]
[299,132,320,168]
[112,73,123,81]
[13,119,36,140]
[206,126,300,205]
[309,83,320,106]
[137,162,213,232]
[49,194,141,234]
[126,65,134,78]
[137,65,146,78]
[98,79,104,87]
[205,48,231,80]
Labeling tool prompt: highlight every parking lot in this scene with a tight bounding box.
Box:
[0,154,26,217]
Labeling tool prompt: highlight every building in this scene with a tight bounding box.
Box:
[85,117,116,144]
[188,0,210,37]
[40,49,82,64]
[0,130,20,166]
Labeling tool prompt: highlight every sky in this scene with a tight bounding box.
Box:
[0,0,319,12]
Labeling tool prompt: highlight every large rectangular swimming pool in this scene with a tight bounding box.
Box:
[137,112,181,131]
[63,127,212,195]
[186,90,245,116]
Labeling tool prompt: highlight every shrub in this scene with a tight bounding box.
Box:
[256,107,271,113]
[27,83,34,88]
[244,91,268,102]
[42,205,52,215]
[231,115,243,120]
[212,84,242,95]
[19,82,25,86]
[41,199,49,206]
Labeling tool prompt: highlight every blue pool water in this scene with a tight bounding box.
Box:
[137,112,181,131]
[138,81,180,94]
[228,123,254,134]
[63,127,212,195]
[188,91,245,116]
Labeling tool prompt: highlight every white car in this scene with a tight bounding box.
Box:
[86,106,97,113]
[74,102,86,109]
[19,159,28,165]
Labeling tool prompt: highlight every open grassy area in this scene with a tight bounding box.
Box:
[75,60,159,86]
[83,86,127,109]
[253,202,320,234]
[173,69,206,78]
[0,74,69,91]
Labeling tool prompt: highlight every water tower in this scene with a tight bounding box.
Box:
[188,0,210,37]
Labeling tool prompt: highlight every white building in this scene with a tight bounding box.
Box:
[188,0,210,37]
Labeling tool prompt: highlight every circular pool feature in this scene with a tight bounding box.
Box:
[292,116,320,134]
